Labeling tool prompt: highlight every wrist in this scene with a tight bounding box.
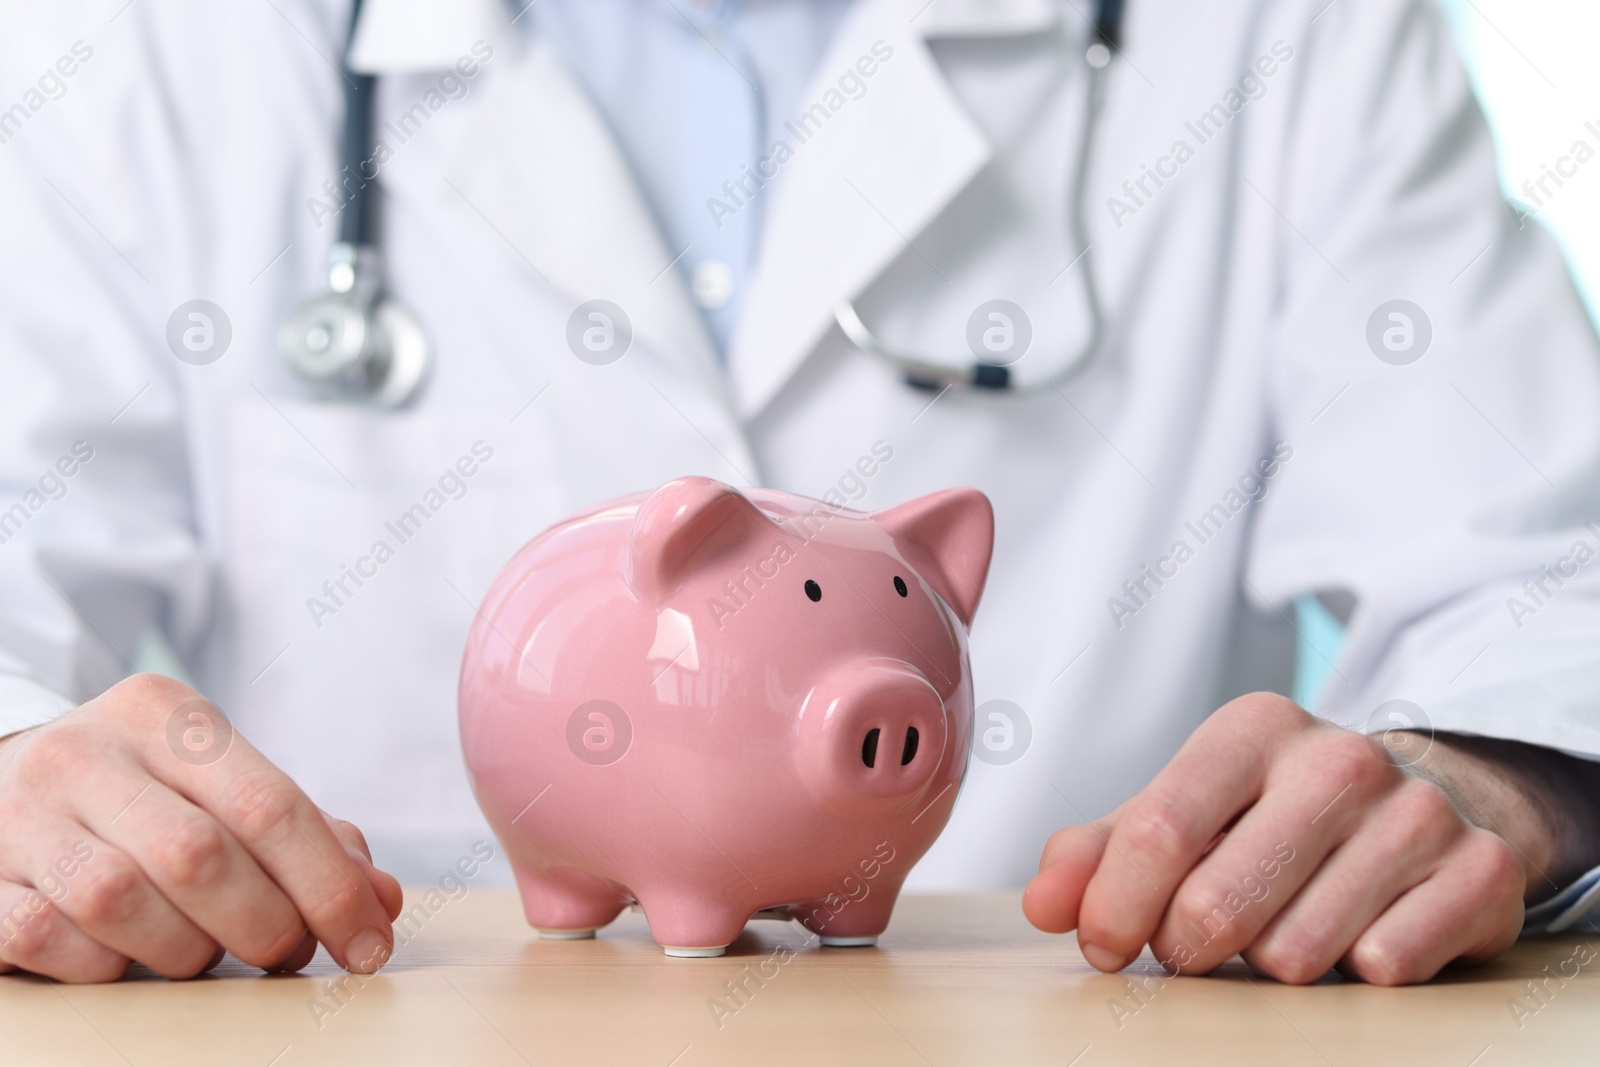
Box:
[1386,729,1598,904]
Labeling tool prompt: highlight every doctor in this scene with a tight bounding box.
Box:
[3,0,1600,985]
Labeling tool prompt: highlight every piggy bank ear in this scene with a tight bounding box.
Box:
[874,488,994,628]
[628,477,774,601]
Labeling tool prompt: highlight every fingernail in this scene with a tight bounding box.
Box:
[345,928,392,974]
[1080,942,1127,972]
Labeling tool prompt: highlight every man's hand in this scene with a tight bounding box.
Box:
[0,673,403,982]
[1022,693,1553,985]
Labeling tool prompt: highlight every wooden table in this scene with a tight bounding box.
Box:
[2,890,1596,1066]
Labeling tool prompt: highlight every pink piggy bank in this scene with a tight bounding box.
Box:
[458,476,993,956]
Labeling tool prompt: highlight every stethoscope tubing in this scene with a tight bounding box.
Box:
[832,0,1118,395]
[283,0,1121,404]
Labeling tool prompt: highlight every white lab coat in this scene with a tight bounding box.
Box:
[3,0,1600,924]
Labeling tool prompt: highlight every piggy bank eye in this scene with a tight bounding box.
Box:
[893,575,908,598]
[804,579,822,602]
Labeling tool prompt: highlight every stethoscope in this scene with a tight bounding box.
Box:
[838,0,1122,393]
[278,0,429,406]
[279,0,1122,405]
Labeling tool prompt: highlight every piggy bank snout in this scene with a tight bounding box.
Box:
[797,659,949,818]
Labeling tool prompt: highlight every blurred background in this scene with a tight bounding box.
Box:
[1442,0,1600,320]
[1293,0,1600,708]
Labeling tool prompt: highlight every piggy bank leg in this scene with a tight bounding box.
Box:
[511,862,627,940]
[636,892,751,958]
[794,889,899,947]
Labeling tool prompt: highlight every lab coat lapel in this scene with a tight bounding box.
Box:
[357,6,727,404]
[727,0,1059,419]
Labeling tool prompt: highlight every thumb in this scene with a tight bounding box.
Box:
[1022,818,1115,934]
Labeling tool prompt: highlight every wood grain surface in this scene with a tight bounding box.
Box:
[2,890,1596,1066]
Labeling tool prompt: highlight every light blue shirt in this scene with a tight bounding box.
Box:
[535,0,855,357]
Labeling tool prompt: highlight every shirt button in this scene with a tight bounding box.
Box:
[691,260,735,310]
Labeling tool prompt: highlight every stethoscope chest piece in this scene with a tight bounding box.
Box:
[279,243,429,407]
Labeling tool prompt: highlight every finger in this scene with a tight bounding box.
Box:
[360,859,404,924]
[1241,778,1461,984]
[83,775,307,970]
[0,879,128,983]
[264,930,319,974]
[140,723,395,974]
[12,826,216,978]
[1146,731,1396,973]
[321,810,373,861]
[1023,824,1109,934]
[323,814,403,922]
[1339,831,1524,985]
[1076,697,1288,970]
